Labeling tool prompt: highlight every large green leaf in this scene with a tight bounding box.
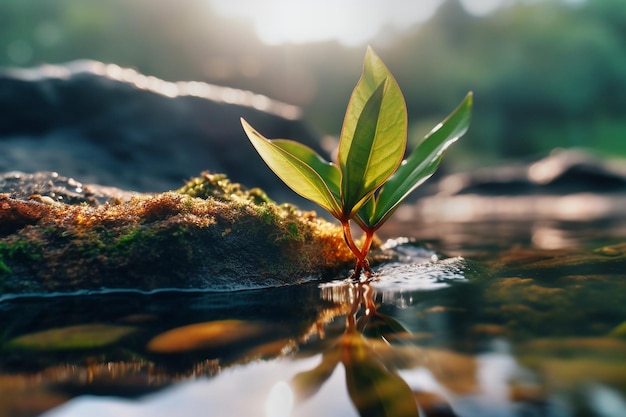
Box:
[241,118,342,218]
[360,92,473,230]
[338,46,407,219]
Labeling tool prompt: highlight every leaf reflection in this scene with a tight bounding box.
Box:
[291,283,421,417]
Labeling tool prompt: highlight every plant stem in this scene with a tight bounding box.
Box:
[341,221,374,279]
[359,230,374,260]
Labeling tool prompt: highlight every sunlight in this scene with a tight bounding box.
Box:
[459,0,508,16]
[208,0,442,46]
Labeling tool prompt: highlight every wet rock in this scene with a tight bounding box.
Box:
[0,60,326,207]
[516,337,626,392]
[492,242,626,276]
[0,171,138,206]
[387,150,626,246]
[0,171,357,296]
[438,148,626,196]
[473,243,626,339]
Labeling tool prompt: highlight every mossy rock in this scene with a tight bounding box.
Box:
[0,172,357,295]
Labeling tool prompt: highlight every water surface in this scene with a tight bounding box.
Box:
[1,218,625,417]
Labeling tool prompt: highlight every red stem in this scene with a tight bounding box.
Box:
[342,221,375,279]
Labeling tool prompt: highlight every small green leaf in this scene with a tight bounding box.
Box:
[338,46,407,218]
[241,118,342,218]
[272,139,341,202]
[361,92,473,229]
[290,349,341,402]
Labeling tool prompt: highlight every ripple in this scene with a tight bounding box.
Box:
[371,256,468,292]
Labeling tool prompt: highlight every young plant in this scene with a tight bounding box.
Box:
[241,46,472,279]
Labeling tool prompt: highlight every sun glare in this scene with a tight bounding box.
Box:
[208,0,522,46]
[459,0,507,16]
[208,0,442,46]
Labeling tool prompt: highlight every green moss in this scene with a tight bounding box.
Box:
[287,222,301,239]
[111,228,152,257]
[0,259,11,276]
[0,240,42,280]
[0,174,354,295]
[177,172,310,246]
[256,203,281,225]
[176,171,273,205]
[247,188,273,205]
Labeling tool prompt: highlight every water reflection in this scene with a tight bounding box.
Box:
[292,283,420,416]
[2,241,626,416]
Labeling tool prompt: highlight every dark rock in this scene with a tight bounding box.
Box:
[381,150,626,249]
[0,171,138,206]
[0,60,327,206]
[437,149,626,196]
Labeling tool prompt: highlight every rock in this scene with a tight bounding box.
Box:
[0,171,138,206]
[0,171,359,296]
[437,148,626,196]
[386,149,626,237]
[0,60,327,207]
[473,242,626,339]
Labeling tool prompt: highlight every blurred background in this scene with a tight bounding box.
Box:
[1,0,625,170]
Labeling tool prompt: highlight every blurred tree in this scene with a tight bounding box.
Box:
[384,0,626,163]
[1,0,626,164]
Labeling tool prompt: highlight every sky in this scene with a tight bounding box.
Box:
[208,0,511,46]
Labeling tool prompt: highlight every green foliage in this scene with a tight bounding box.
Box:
[2,0,626,161]
[338,47,407,218]
[358,93,472,231]
[177,171,274,205]
[291,282,420,416]
[242,119,342,218]
[242,47,472,277]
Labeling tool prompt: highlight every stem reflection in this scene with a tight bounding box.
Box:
[291,282,422,417]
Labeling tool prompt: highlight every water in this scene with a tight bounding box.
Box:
[1,218,625,417]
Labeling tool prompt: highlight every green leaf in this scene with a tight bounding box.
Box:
[338,46,408,219]
[343,331,419,417]
[272,139,341,202]
[358,312,411,342]
[290,349,341,402]
[241,118,342,218]
[361,92,473,230]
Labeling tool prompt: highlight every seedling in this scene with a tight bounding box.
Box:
[242,47,472,279]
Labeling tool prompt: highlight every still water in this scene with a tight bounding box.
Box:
[1,218,625,417]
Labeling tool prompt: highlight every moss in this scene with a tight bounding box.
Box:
[176,171,273,205]
[0,261,10,276]
[0,239,42,280]
[0,173,356,295]
[177,171,314,246]
[286,222,303,241]
[255,203,281,225]
[110,228,155,258]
